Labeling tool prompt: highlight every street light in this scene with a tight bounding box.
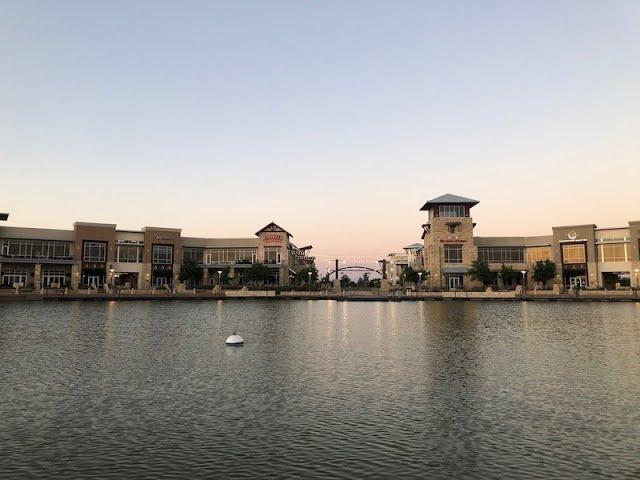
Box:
[418,271,423,291]
[308,271,312,291]
[521,270,527,297]
[217,270,223,286]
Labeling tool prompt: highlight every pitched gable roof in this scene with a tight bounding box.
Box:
[420,194,479,211]
[255,222,292,238]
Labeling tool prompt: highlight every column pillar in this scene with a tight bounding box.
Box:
[34,263,42,290]
[71,264,80,290]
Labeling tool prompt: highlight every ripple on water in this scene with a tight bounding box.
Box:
[1,300,639,479]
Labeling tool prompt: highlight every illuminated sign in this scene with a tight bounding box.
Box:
[262,234,283,244]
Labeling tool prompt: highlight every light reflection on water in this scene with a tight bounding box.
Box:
[0,300,639,479]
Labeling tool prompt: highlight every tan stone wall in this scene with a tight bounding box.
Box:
[256,230,290,285]
[425,216,477,288]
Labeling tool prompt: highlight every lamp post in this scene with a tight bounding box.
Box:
[109,268,115,290]
[418,271,423,291]
[635,269,639,298]
[217,270,223,286]
[308,271,312,291]
[521,270,527,297]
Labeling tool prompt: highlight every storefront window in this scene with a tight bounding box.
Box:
[478,247,524,263]
[204,248,256,265]
[526,246,551,263]
[599,244,627,262]
[152,245,173,264]
[562,244,586,264]
[444,244,463,264]
[264,247,281,264]
[83,241,106,262]
[1,239,71,259]
[116,244,143,263]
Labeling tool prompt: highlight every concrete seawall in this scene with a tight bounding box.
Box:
[1,291,638,303]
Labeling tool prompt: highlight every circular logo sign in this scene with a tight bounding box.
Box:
[567,231,577,240]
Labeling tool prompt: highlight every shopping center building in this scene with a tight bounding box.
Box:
[0,221,315,289]
[390,194,639,290]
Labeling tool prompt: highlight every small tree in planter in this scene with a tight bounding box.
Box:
[468,259,493,287]
[532,260,556,288]
[246,263,271,286]
[179,258,203,288]
[499,264,518,289]
[296,266,319,287]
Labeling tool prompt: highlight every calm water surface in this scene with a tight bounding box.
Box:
[1,300,639,479]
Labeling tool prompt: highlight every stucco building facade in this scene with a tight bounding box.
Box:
[0,221,314,289]
[416,194,639,290]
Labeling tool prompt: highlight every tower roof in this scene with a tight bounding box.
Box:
[420,194,479,211]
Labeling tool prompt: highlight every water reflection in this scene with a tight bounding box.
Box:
[0,300,638,479]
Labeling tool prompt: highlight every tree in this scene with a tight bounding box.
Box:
[340,274,352,288]
[179,258,203,288]
[532,260,556,287]
[369,278,381,288]
[356,273,370,287]
[499,264,518,287]
[245,263,272,286]
[404,267,428,285]
[296,266,318,286]
[220,267,231,285]
[468,259,493,286]
[404,267,417,283]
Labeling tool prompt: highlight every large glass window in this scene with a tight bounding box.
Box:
[1,239,71,259]
[204,248,257,265]
[43,270,68,287]
[116,243,143,263]
[478,246,524,264]
[1,267,28,287]
[526,246,551,263]
[438,205,466,217]
[599,244,627,262]
[444,244,463,264]
[562,243,586,264]
[152,245,173,264]
[83,241,106,262]
[183,247,204,264]
[264,247,281,264]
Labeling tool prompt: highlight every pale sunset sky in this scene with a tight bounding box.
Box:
[1,1,639,268]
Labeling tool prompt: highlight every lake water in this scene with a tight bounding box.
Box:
[1,300,639,479]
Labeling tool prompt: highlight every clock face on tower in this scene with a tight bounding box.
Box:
[567,231,578,240]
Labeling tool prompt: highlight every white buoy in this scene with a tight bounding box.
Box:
[225,331,244,346]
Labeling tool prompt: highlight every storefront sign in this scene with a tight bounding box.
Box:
[152,233,178,242]
[262,234,283,244]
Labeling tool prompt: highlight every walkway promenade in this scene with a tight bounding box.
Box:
[1,289,638,302]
